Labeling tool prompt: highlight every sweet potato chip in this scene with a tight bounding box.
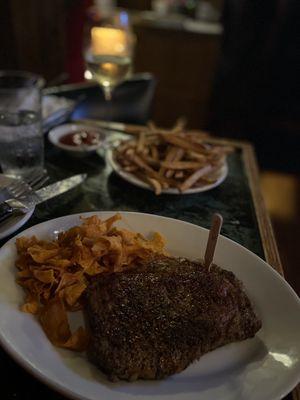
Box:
[21,302,39,314]
[21,294,39,314]
[16,214,167,352]
[28,245,60,263]
[62,326,89,352]
[39,297,88,351]
[17,269,32,278]
[33,269,55,284]
[63,282,87,307]
[84,260,105,276]
[16,236,38,253]
[39,297,71,344]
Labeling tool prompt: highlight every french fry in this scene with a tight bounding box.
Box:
[185,130,209,140]
[174,171,185,179]
[138,146,150,156]
[150,145,159,160]
[147,121,157,133]
[160,161,205,170]
[112,124,231,195]
[162,134,208,154]
[134,171,168,191]
[129,154,171,185]
[165,148,185,178]
[179,165,213,192]
[171,117,187,133]
[200,166,223,182]
[159,146,178,175]
[124,148,135,156]
[186,151,207,162]
[147,177,162,195]
[137,131,146,153]
[140,154,161,168]
[129,153,155,173]
[118,140,136,153]
[123,166,139,172]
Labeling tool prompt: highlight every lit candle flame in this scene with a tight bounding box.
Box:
[91,27,127,56]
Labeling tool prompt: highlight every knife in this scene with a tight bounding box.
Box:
[75,118,144,136]
[0,174,87,224]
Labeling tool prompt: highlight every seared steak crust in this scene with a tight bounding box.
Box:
[84,256,261,381]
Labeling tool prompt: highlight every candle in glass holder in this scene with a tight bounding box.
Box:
[91,27,127,56]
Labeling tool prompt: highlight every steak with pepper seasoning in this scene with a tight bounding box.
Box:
[84,255,261,381]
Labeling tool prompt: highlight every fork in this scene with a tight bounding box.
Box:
[0,169,49,203]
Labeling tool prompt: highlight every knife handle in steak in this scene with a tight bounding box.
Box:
[84,255,262,381]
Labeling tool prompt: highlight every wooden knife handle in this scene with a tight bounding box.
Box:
[204,213,223,270]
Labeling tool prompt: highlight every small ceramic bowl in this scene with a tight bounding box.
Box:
[48,123,106,157]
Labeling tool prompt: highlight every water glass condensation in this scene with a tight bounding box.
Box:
[0,71,45,177]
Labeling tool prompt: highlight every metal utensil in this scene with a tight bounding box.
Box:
[0,174,87,224]
[75,118,144,136]
[0,169,49,203]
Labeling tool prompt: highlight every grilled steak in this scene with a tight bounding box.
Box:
[84,255,261,381]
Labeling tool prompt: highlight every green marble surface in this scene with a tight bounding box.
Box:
[1,136,273,400]
[13,139,264,258]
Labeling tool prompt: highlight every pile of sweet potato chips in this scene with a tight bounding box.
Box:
[15,213,166,351]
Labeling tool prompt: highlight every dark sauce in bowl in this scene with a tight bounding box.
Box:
[59,131,101,147]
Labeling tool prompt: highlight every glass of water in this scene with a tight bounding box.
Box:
[0,71,45,177]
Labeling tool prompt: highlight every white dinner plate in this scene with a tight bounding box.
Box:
[0,211,299,400]
[106,148,228,194]
[0,175,34,240]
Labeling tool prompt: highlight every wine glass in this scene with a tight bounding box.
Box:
[84,12,135,101]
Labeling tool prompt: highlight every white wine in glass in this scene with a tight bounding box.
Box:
[84,24,134,101]
[85,53,132,100]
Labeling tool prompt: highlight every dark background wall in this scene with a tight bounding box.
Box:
[0,0,299,170]
[0,0,67,83]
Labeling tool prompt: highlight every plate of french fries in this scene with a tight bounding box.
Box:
[107,123,232,195]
